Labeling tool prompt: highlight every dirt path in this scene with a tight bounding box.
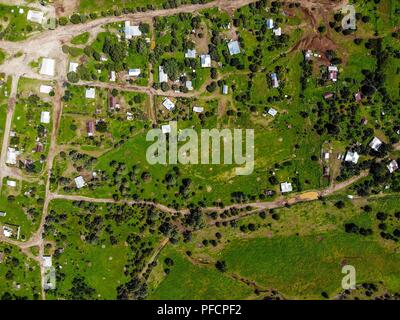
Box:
[0,75,19,191]
[139,237,169,279]
[49,193,187,215]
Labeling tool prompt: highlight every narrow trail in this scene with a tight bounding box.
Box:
[0,75,19,191]
[139,237,169,279]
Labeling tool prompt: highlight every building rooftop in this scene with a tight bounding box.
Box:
[280,182,293,193]
[193,106,203,113]
[186,80,193,91]
[6,180,16,187]
[124,21,142,39]
[6,148,18,165]
[27,10,44,24]
[387,160,399,173]
[345,151,360,164]
[159,66,168,83]
[273,27,282,36]
[162,98,175,111]
[200,54,211,68]
[85,88,96,99]
[271,73,279,88]
[268,108,278,117]
[74,176,86,189]
[185,49,197,59]
[69,62,78,73]
[227,40,241,55]
[43,256,52,268]
[40,111,50,124]
[161,124,171,134]
[39,85,52,94]
[40,58,55,76]
[128,68,141,77]
[369,137,383,152]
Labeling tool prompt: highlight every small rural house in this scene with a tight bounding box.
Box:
[228,40,241,55]
[40,111,50,124]
[159,66,168,83]
[387,160,399,173]
[200,54,211,68]
[74,176,86,189]
[162,98,175,111]
[27,10,44,24]
[344,151,360,164]
[40,58,55,76]
[124,21,142,39]
[185,49,197,59]
[369,137,383,152]
[280,182,293,193]
[85,88,96,99]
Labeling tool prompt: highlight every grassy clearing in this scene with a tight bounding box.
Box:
[148,245,253,300]
[148,196,400,299]
[0,179,45,241]
[44,199,167,299]
[71,32,90,45]
[0,4,43,41]
[0,243,41,299]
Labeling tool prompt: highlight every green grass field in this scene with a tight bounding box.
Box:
[148,196,400,299]
[0,243,41,299]
[148,245,253,299]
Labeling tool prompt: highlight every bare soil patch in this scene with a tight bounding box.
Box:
[54,0,79,17]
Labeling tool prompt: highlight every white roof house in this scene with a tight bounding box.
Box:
[128,69,141,77]
[228,40,241,55]
[85,88,95,99]
[40,111,50,124]
[110,71,116,82]
[387,160,399,173]
[328,66,338,72]
[266,18,274,29]
[74,176,86,189]
[280,182,293,193]
[193,106,203,113]
[369,137,383,152]
[69,62,78,73]
[222,85,228,95]
[268,108,278,117]
[159,66,168,83]
[162,98,175,111]
[3,226,13,238]
[43,256,52,268]
[161,124,171,134]
[186,80,193,91]
[185,49,197,59]
[271,73,279,88]
[200,54,211,68]
[0,212,6,217]
[27,10,44,24]
[345,151,360,164]
[40,58,55,76]
[124,21,142,39]
[6,180,17,187]
[6,148,18,165]
[273,27,282,36]
[39,85,52,94]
